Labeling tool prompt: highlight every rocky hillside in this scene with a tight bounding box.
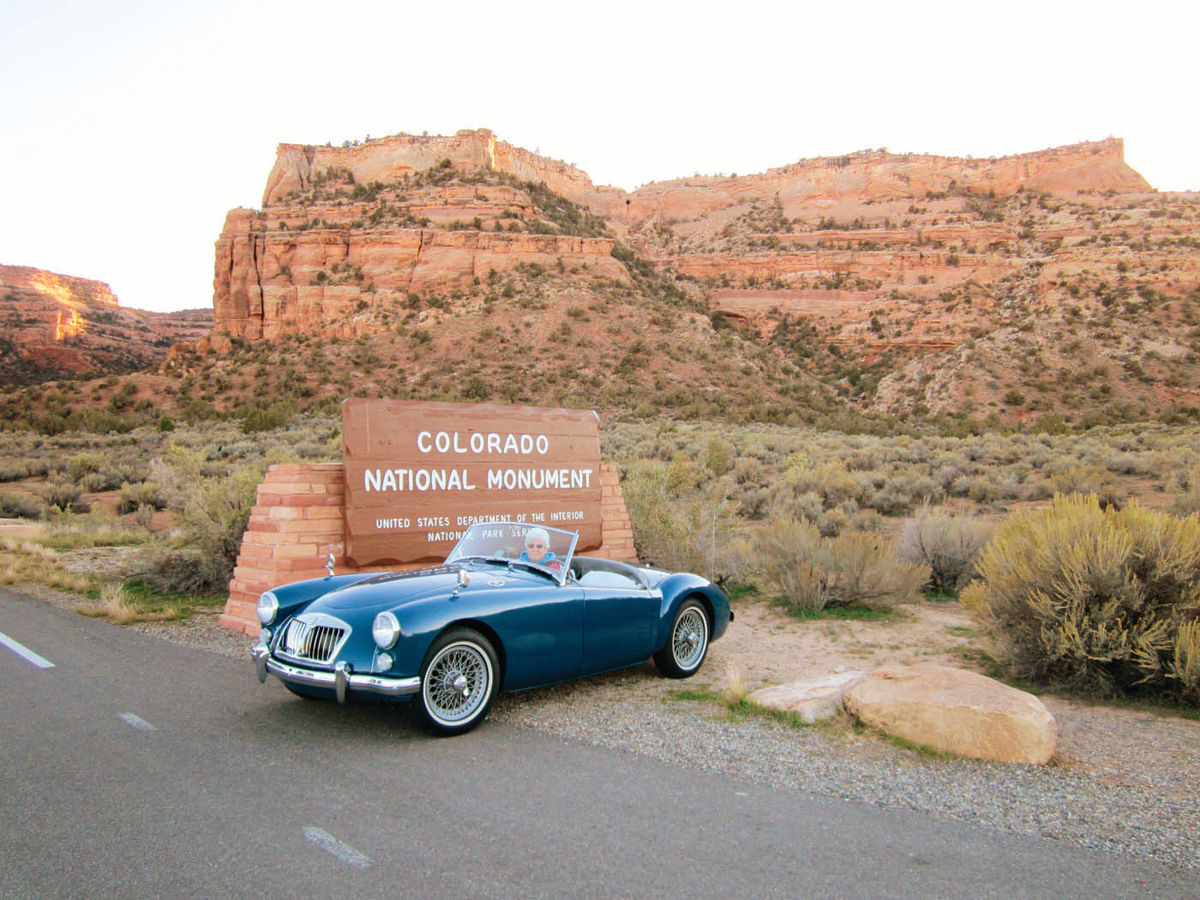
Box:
[0,265,211,388]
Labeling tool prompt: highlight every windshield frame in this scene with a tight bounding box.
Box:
[446,521,579,585]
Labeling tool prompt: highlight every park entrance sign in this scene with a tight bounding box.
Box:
[342,399,603,566]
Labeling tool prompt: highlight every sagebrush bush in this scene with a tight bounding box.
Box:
[148,446,263,592]
[621,462,747,584]
[900,509,994,594]
[757,517,829,612]
[0,492,44,519]
[116,481,167,514]
[0,458,50,482]
[1176,465,1200,516]
[37,481,88,513]
[757,516,926,613]
[962,494,1200,703]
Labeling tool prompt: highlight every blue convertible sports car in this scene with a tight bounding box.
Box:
[252,521,732,735]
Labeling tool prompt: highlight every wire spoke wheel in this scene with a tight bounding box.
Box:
[418,630,498,734]
[671,607,708,670]
[654,599,710,678]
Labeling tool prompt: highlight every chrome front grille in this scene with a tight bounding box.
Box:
[278,613,350,665]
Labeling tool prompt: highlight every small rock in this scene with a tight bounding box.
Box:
[748,671,868,723]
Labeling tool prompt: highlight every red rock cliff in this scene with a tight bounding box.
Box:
[212,132,1153,345]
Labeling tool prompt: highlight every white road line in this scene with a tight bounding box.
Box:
[0,631,55,669]
[119,712,157,732]
[303,826,373,870]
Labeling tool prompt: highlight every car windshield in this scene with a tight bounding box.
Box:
[446,521,578,582]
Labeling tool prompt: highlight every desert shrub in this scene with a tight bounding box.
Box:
[815,463,861,507]
[241,400,297,434]
[78,472,109,493]
[868,473,941,516]
[899,509,994,594]
[65,451,105,481]
[1050,465,1121,507]
[757,516,927,614]
[961,494,1200,703]
[116,481,167,514]
[816,506,850,537]
[757,518,829,612]
[704,438,732,476]
[0,458,50,482]
[621,462,747,584]
[0,493,44,519]
[767,488,823,525]
[822,531,927,607]
[37,481,88,513]
[965,474,1003,504]
[1176,465,1200,516]
[148,447,263,592]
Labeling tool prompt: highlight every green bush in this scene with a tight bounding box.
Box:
[241,400,297,434]
[962,494,1200,703]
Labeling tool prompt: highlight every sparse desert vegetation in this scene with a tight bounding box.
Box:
[2,413,1198,714]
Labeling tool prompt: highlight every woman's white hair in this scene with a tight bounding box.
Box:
[524,526,550,546]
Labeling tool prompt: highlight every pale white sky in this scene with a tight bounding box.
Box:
[2,0,1195,312]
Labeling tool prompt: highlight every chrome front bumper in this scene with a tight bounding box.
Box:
[252,643,420,704]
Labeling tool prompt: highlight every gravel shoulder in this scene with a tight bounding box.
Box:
[21,583,1200,875]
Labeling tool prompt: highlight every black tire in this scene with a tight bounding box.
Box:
[414,628,500,736]
[653,599,710,678]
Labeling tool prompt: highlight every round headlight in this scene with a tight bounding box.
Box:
[256,591,279,625]
[373,611,401,649]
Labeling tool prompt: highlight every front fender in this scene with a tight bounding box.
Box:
[264,572,382,623]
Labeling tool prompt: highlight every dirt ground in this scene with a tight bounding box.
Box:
[701,598,1200,794]
[706,598,981,688]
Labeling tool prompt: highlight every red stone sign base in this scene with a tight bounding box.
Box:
[220,462,636,635]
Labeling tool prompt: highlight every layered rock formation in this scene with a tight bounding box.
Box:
[214,133,1154,344]
[206,129,1199,424]
[0,265,211,387]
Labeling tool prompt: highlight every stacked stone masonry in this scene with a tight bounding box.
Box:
[220,462,636,635]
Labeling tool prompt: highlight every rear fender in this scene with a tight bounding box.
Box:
[654,574,732,649]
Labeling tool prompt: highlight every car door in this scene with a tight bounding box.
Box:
[494,578,585,689]
[580,569,659,673]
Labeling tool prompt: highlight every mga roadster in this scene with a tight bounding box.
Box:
[252,521,732,735]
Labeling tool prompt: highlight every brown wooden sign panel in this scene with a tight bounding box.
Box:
[342,399,603,566]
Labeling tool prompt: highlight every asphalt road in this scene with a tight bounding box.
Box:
[2,586,1196,899]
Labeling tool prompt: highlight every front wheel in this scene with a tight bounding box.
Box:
[653,599,710,678]
[415,629,499,736]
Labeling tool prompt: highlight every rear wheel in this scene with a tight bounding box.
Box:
[653,599,710,678]
[415,629,499,736]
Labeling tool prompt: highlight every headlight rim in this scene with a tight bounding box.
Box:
[373,611,401,649]
[256,591,279,625]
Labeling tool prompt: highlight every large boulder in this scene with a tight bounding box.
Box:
[747,671,868,723]
[843,664,1057,765]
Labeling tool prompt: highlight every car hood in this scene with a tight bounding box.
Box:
[300,562,546,620]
